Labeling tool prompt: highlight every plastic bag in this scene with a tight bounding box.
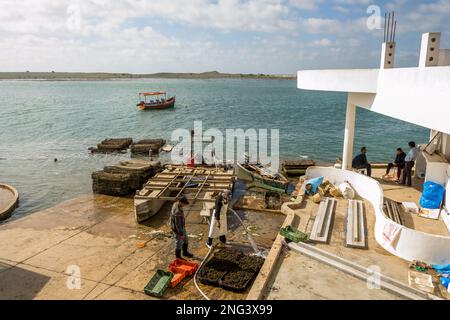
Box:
[420,181,445,209]
[304,176,324,195]
[440,276,450,289]
[339,182,355,199]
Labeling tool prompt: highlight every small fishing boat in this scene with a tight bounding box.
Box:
[137,91,175,110]
[0,184,19,221]
[235,163,289,193]
[281,159,316,177]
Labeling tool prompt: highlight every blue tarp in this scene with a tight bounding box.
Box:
[433,264,450,273]
[305,176,324,195]
[433,264,450,289]
[440,277,450,289]
[420,181,445,209]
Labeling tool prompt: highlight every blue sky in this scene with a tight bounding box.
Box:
[0,0,449,73]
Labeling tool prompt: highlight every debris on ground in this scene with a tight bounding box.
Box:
[188,233,203,240]
[136,241,146,248]
[147,230,172,240]
[408,270,435,294]
[233,190,289,212]
[409,260,432,272]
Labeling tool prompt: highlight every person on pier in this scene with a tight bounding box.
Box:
[352,147,372,177]
[170,195,194,259]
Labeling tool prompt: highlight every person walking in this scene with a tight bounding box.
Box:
[401,141,418,186]
[170,195,194,259]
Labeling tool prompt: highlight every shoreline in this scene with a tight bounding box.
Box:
[0,71,296,81]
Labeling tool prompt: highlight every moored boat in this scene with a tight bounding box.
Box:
[137,91,175,110]
[0,184,19,221]
[281,159,316,177]
[235,163,289,193]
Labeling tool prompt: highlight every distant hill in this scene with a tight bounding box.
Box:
[0,71,296,80]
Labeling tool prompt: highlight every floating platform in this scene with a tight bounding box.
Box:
[134,166,235,223]
[89,138,133,153]
[92,160,161,196]
[130,139,166,155]
[0,184,19,221]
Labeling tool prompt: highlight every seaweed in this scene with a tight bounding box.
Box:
[238,254,264,273]
[220,270,255,292]
[198,247,265,291]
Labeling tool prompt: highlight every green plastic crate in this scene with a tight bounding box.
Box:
[144,269,174,297]
[280,225,308,243]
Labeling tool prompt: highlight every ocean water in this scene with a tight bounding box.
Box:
[0,79,428,217]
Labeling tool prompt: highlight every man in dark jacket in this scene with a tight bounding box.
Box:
[170,195,193,259]
[384,148,406,180]
[352,147,372,177]
[206,190,231,248]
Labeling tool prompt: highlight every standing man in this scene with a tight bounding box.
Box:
[401,141,418,186]
[206,190,231,248]
[352,147,372,177]
[384,148,406,181]
[170,195,194,259]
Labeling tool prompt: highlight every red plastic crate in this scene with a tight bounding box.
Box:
[169,271,187,288]
[168,258,199,276]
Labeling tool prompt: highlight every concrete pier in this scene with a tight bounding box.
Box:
[0,194,283,300]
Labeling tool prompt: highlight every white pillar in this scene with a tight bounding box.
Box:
[342,100,356,170]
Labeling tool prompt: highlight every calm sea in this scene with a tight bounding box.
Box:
[0,79,428,217]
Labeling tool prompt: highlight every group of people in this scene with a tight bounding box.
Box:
[169,190,231,259]
[352,141,418,186]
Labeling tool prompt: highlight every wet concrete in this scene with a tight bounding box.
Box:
[0,192,284,300]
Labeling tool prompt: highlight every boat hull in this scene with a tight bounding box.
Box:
[0,184,19,221]
[235,163,288,193]
[138,97,175,110]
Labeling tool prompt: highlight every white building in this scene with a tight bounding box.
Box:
[297,32,450,264]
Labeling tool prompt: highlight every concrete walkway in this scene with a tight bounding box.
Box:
[0,194,284,300]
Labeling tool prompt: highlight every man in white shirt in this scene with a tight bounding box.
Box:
[400,141,417,186]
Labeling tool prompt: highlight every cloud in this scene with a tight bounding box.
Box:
[308,38,334,47]
[289,0,322,10]
[334,0,370,4]
[0,0,449,73]
[333,6,351,14]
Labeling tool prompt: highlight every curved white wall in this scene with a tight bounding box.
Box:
[306,166,450,265]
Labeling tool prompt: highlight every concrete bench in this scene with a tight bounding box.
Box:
[310,197,337,243]
[345,199,367,249]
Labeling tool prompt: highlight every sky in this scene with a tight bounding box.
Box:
[0,0,449,74]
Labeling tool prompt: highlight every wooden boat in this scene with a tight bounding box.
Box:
[235,163,289,193]
[281,159,316,177]
[0,184,19,221]
[137,91,175,110]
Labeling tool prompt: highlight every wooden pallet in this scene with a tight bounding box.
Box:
[134,166,235,223]
[310,197,337,243]
[345,199,367,249]
[383,199,404,225]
